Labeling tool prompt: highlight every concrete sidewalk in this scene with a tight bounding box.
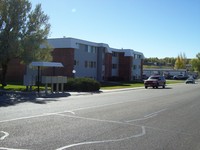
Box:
[0,86,143,100]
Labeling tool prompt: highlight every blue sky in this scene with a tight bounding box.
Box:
[30,0,200,58]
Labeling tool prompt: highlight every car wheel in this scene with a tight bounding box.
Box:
[163,85,165,88]
[145,86,148,89]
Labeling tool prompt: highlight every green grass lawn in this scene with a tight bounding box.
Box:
[1,84,46,91]
[100,82,144,90]
[1,80,184,91]
[101,80,184,90]
[166,80,184,84]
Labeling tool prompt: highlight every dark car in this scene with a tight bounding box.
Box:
[185,77,195,84]
[144,75,166,89]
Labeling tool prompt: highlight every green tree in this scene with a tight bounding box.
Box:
[174,53,186,69]
[163,57,176,66]
[0,0,52,86]
[190,53,200,73]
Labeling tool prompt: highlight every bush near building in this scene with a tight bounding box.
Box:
[64,78,100,92]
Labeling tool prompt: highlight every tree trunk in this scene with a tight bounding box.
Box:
[1,63,8,87]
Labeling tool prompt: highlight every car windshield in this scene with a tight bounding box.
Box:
[149,76,159,79]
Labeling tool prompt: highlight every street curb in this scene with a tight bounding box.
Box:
[1,81,197,100]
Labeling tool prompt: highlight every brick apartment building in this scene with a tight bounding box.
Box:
[4,37,144,82]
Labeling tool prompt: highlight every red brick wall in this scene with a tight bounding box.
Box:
[104,53,112,80]
[118,53,132,81]
[43,48,74,77]
[5,48,75,82]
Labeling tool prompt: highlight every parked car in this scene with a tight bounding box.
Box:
[173,74,188,80]
[185,77,195,84]
[144,75,166,89]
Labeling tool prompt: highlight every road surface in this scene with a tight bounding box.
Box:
[0,82,200,150]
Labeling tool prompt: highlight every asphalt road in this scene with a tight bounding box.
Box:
[1,82,200,150]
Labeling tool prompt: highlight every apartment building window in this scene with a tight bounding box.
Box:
[94,62,97,68]
[90,61,96,68]
[134,54,142,59]
[80,43,97,53]
[92,46,97,53]
[74,60,79,66]
[88,46,92,53]
[78,43,97,53]
[87,46,97,53]
[85,45,88,52]
[112,52,118,57]
[89,61,92,68]
[133,65,136,70]
[79,43,88,51]
[93,61,97,68]
[112,64,118,69]
[85,61,88,68]
[85,61,96,68]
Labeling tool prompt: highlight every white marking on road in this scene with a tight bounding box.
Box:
[56,126,145,150]
[0,147,28,150]
[0,111,76,123]
[43,111,75,116]
[0,114,53,123]
[0,97,164,124]
[0,131,9,140]
[0,98,148,123]
[144,108,167,118]
[66,111,75,115]
[126,114,157,122]
[55,113,143,127]
[55,113,146,149]
[126,108,167,123]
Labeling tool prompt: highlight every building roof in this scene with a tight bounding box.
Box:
[30,62,63,67]
[111,48,144,58]
[47,37,144,58]
[47,37,112,53]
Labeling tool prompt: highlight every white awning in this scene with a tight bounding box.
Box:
[30,62,64,67]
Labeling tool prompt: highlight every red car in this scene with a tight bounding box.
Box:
[144,75,166,89]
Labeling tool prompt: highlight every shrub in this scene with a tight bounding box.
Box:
[64,78,100,92]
